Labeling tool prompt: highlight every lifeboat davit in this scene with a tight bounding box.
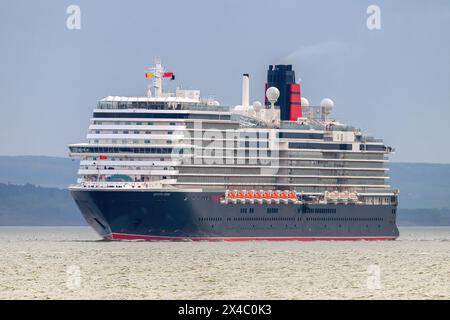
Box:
[279,191,288,203]
[272,192,280,203]
[263,191,272,203]
[254,191,263,203]
[227,191,237,204]
[287,192,297,203]
[245,191,255,203]
[237,191,246,203]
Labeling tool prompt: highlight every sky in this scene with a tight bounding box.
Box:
[0,0,449,163]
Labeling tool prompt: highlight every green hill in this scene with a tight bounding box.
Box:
[0,183,84,226]
[389,162,450,208]
[0,156,79,189]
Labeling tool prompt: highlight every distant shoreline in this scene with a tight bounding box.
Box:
[1,157,450,227]
[1,225,450,228]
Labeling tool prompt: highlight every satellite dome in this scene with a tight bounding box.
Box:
[300,97,310,107]
[234,105,244,111]
[320,98,334,109]
[252,101,262,112]
[320,98,334,119]
[266,87,280,104]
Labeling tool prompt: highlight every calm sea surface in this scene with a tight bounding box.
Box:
[0,226,449,299]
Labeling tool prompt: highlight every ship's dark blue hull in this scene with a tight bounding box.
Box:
[70,189,399,241]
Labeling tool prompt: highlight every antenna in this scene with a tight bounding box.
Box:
[266,87,280,110]
[146,58,176,98]
[153,58,163,98]
[320,98,334,121]
[252,101,262,119]
[252,101,262,112]
[265,87,280,123]
[266,87,280,109]
[301,97,310,118]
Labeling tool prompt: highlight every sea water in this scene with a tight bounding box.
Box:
[0,226,449,299]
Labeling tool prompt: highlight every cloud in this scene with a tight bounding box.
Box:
[280,41,352,63]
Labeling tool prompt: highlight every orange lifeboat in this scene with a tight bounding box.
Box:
[254,192,263,199]
[280,192,288,199]
[271,192,280,199]
[263,192,271,199]
[237,191,245,199]
[228,192,236,199]
[288,192,297,199]
[246,191,254,199]
[349,193,358,201]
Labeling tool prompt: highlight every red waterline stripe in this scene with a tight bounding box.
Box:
[109,233,397,241]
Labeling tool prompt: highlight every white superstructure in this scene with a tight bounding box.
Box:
[69,60,398,206]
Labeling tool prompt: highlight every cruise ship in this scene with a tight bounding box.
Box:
[69,60,399,241]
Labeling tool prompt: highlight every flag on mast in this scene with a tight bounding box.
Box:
[163,72,175,80]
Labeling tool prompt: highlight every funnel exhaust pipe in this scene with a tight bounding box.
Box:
[242,73,249,110]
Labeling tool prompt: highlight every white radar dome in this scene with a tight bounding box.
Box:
[252,101,262,112]
[300,97,310,107]
[320,98,334,109]
[266,87,280,104]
